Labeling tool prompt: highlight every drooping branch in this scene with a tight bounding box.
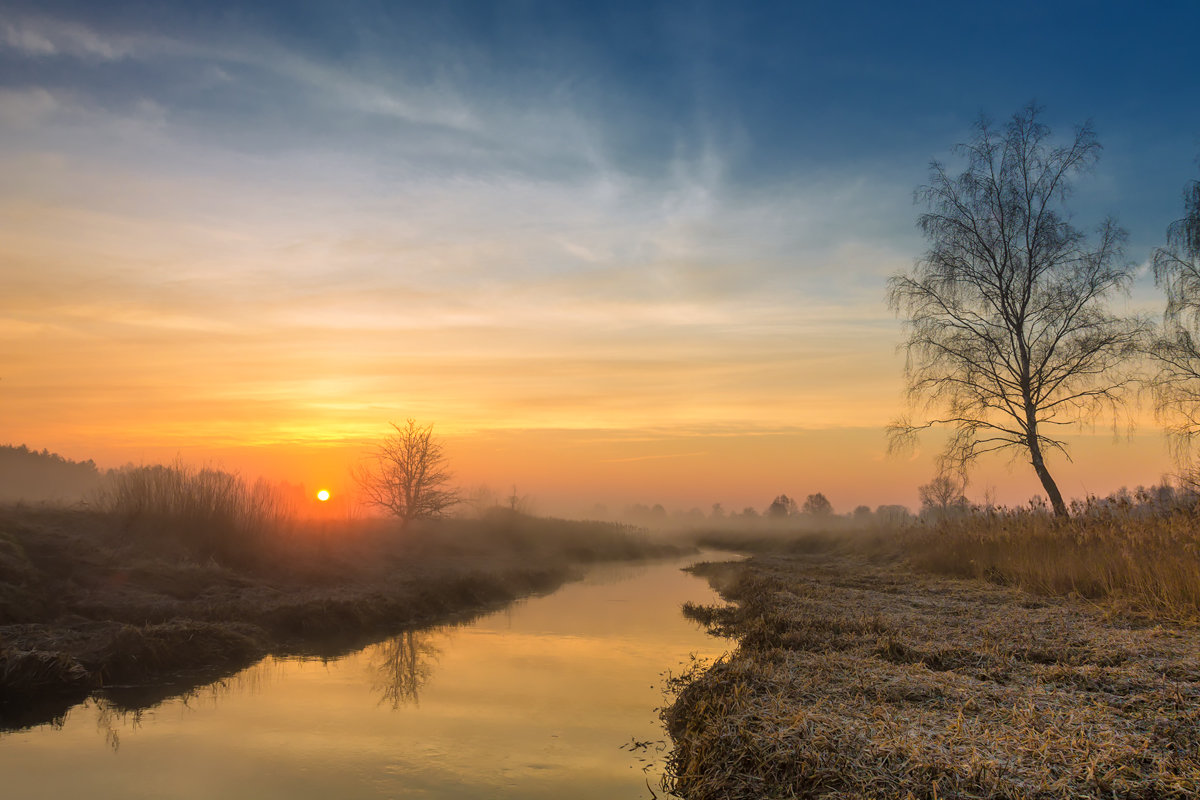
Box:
[1151,176,1200,471]
[888,105,1144,517]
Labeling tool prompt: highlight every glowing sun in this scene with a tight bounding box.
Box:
[316,489,330,502]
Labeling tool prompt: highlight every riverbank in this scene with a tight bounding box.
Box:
[663,550,1200,799]
[0,505,684,730]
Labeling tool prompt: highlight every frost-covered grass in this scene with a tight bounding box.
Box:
[663,553,1200,799]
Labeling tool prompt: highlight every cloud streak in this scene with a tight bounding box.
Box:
[0,10,925,457]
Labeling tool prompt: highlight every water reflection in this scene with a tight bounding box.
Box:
[0,553,731,799]
[370,629,441,708]
[89,655,293,751]
[94,700,139,751]
[68,632,443,753]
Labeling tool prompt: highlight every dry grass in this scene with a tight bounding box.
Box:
[687,497,1200,620]
[662,554,1200,799]
[97,462,291,564]
[902,504,1200,619]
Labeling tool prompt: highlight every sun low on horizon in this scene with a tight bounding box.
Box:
[1,2,1198,515]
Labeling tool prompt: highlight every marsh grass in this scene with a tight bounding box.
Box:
[903,503,1200,619]
[688,497,1200,619]
[97,462,290,564]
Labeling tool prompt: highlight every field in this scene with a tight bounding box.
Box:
[662,514,1200,799]
[8,461,1200,800]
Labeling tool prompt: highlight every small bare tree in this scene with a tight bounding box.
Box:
[1151,170,1200,477]
[354,419,458,525]
[888,105,1147,517]
[918,474,969,517]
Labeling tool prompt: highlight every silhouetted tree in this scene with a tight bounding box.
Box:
[766,494,796,518]
[801,492,833,516]
[354,419,458,525]
[504,484,532,514]
[918,474,969,517]
[874,504,912,528]
[1151,167,1200,476]
[888,104,1146,517]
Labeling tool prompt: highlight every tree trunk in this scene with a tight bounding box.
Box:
[1027,436,1068,518]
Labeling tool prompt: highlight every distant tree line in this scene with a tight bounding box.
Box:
[611,492,917,530]
[0,444,105,503]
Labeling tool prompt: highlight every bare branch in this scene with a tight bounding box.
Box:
[354,419,459,526]
[1151,175,1200,472]
[889,105,1142,517]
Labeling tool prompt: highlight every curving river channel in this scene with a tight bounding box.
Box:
[0,553,729,799]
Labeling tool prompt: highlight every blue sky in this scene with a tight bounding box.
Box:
[2,1,1199,509]
[6,3,1197,171]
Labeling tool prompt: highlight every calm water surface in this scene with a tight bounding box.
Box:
[1,553,729,799]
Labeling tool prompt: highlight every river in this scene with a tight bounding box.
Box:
[0,553,729,798]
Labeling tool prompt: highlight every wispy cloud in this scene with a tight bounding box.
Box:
[1,16,136,60]
[598,452,708,463]
[0,6,923,471]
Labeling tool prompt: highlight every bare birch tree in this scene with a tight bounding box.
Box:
[354,419,459,525]
[888,105,1146,517]
[1151,170,1200,476]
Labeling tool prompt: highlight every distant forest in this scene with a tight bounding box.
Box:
[0,444,105,503]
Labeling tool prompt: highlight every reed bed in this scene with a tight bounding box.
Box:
[903,502,1200,619]
[97,463,291,563]
[663,555,1200,799]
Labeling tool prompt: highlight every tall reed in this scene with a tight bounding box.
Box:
[98,462,289,563]
[904,497,1200,618]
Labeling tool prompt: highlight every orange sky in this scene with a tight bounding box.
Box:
[1,9,1193,517]
[0,123,1179,514]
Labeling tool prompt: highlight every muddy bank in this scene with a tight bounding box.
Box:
[0,506,684,730]
[663,552,1200,799]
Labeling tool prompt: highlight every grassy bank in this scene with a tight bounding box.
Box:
[692,498,1200,620]
[0,502,684,730]
[661,551,1200,799]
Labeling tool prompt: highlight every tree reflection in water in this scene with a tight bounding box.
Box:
[370,629,441,708]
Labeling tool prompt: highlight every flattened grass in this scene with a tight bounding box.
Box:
[663,554,1200,799]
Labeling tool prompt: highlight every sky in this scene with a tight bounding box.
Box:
[2,1,1199,515]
